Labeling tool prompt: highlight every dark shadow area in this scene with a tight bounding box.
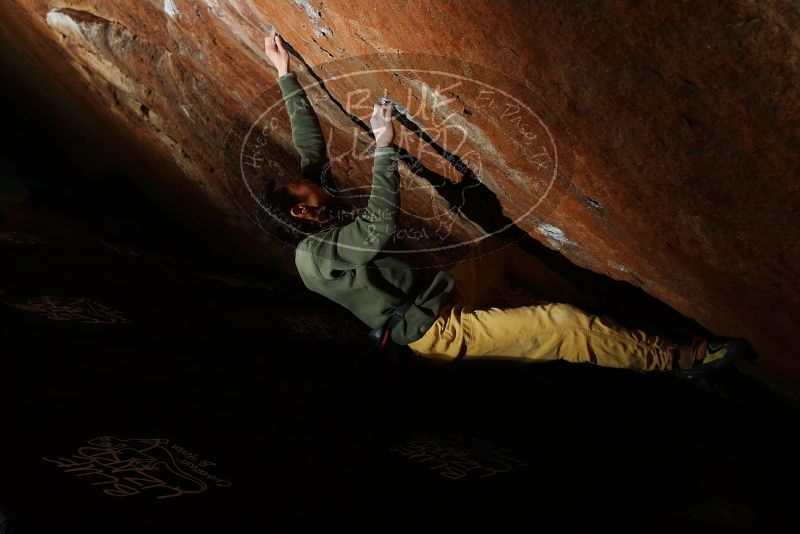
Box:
[3,204,799,531]
[2,48,798,534]
[0,71,207,264]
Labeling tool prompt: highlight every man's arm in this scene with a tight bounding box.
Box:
[298,103,399,275]
[277,73,329,181]
[300,145,399,275]
[265,32,399,274]
[265,30,329,181]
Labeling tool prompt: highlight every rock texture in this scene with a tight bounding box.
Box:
[1,1,799,396]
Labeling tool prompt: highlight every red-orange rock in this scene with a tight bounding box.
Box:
[1,1,798,397]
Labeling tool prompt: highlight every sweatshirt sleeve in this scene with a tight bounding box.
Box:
[297,146,400,277]
[277,72,329,181]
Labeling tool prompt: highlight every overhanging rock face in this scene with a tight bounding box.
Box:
[1,1,798,396]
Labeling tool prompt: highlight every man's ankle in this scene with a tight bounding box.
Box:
[677,344,694,370]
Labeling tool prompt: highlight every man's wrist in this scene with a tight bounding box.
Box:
[374,144,398,155]
[277,69,291,78]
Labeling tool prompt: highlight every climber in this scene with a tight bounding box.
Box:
[260,30,748,378]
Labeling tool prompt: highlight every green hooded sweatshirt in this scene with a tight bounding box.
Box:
[278,73,455,344]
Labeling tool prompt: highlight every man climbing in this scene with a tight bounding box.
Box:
[260,30,748,378]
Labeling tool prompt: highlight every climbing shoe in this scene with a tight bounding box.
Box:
[676,336,748,379]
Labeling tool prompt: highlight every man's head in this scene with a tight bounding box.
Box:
[256,177,341,245]
[283,179,332,223]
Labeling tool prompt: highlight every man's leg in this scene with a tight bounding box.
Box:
[461,302,679,371]
[409,236,737,374]
[408,297,679,371]
[411,234,678,369]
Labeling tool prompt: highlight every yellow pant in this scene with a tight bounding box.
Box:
[407,236,679,371]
